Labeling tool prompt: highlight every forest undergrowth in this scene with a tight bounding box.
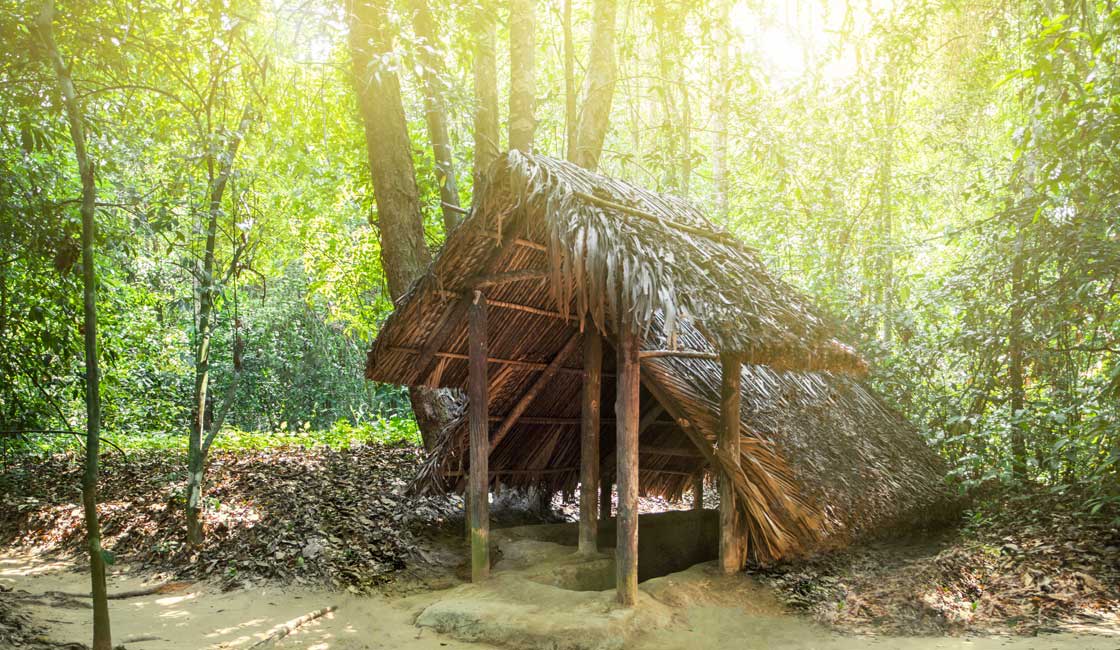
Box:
[3,443,1119,638]
[0,443,463,594]
[756,485,1120,635]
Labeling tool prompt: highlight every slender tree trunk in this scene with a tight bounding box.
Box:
[572,0,618,170]
[347,0,452,451]
[473,1,500,185]
[563,0,576,161]
[508,0,535,153]
[879,76,895,343]
[185,106,253,547]
[678,66,690,197]
[34,3,111,646]
[712,0,730,220]
[1009,219,1028,478]
[409,0,461,231]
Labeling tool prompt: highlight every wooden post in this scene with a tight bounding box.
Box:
[718,353,742,574]
[692,472,704,510]
[615,326,640,606]
[579,328,602,554]
[468,291,490,581]
[599,479,611,520]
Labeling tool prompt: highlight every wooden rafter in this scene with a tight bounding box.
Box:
[489,331,583,453]
[415,220,527,384]
[435,290,575,321]
[470,268,549,289]
[640,349,719,360]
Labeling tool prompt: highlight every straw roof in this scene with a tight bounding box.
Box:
[365,152,951,563]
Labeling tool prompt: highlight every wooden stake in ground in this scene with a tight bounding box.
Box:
[32,2,112,648]
[468,291,490,581]
[615,325,640,605]
[579,328,602,554]
[719,353,743,574]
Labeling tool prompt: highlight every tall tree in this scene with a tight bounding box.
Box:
[472,0,500,183]
[509,0,536,152]
[33,1,112,646]
[409,0,462,231]
[711,0,731,219]
[347,0,452,449]
[572,0,618,170]
[562,0,576,161]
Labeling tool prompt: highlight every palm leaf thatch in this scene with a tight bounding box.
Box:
[366,152,950,564]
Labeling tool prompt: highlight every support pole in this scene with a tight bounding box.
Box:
[579,328,602,554]
[692,472,704,510]
[468,291,490,581]
[615,326,640,605]
[718,353,742,574]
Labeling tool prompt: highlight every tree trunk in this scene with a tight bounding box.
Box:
[711,0,730,220]
[562,0,576,161]
[472,3,500,185]
[186,105,253,547]
[572,0,618,170]
[1009,219,1028,478]
[348,0,454,451]
[878,73,896,343]
[409,0,462,232]
[34,3,112,646]
[508,0,535,153]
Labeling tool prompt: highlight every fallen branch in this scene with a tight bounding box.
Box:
[46,581,191,600]
[247,605,337,648]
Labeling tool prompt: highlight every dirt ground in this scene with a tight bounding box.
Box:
[3,549,1118,650]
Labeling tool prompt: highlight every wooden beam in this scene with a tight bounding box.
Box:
[486,416,616,425]
[489,332,583,452]
[718,353,742,574]
[470,268,548,289]
[446,466,697,477]
[436,291,575,321]
[640,446,704,458]
[391,347,592,376]
[639,349,719,360]
[615,326,641,606]
[579,328,602,555]
[468,291,490,582]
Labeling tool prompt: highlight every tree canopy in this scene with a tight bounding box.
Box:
[2,0,1119,506]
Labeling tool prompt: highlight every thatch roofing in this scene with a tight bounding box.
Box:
[365,152,951,564]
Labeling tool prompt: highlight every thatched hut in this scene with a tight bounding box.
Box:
[365,151,950,604]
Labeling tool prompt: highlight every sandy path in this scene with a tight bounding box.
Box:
[3,551,1116,650]
[0,551,493,649]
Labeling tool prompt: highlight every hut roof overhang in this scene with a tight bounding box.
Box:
[365,152,950,564]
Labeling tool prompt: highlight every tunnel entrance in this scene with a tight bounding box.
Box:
[494,509,719,591]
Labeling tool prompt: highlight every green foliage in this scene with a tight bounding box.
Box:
[2,0,1118,515]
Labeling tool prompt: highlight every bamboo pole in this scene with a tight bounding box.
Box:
[692,472,704,510]
[468,291,490,581]
[579,328,602,554]
[615,326,641,606]
[718,353,742,574]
